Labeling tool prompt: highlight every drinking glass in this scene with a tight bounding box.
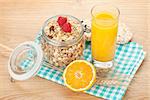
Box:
[91,4,120,70]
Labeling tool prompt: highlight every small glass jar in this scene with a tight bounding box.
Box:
[40,15,85,67]
[8,15,85,81]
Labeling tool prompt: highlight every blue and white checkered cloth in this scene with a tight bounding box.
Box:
[21,30,145,100]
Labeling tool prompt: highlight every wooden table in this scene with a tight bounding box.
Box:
[0,0,149,99]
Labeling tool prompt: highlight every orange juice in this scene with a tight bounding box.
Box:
[91,12,118,62]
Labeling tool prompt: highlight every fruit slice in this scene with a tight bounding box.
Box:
[63,60,96,92]
[57,16,67,27]
[62,22,72,33]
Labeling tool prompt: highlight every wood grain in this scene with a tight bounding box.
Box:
[0,0,149,100]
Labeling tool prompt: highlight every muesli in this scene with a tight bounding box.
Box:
[41,16,84,67]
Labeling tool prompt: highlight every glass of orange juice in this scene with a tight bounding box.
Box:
[91,4,120,70]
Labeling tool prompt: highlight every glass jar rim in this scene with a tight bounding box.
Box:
[42,15,84,47]
[91,4,120,20]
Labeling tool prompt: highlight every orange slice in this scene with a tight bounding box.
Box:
[63,60,96,91]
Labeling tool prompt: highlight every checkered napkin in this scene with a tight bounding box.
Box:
[21,30,145,100]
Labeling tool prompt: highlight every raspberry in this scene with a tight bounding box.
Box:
[62,22,72,33]
[57,16,67,27]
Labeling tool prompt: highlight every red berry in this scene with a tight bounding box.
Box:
[62,22,72,33]
[57,16,67,27]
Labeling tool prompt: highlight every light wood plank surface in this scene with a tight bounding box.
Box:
[0,0,149,99]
